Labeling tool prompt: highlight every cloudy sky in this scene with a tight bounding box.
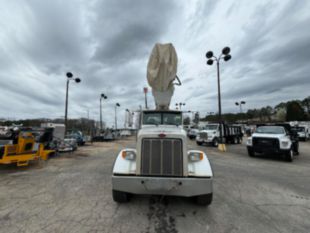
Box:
[0,0,309,126]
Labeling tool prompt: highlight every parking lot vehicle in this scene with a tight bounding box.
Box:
[0,128,55,166]
[246,124,299,162]
[196,123,243,147]
[187,128,199,139]
[112,43,213,205]
[291,125,309,141]
[58,138,78,152]
[66,130,85,146]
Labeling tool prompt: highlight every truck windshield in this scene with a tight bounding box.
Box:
[143,112,182,125]
[291,127,305,132]
[205,125,218,130]
[255,126,285,134]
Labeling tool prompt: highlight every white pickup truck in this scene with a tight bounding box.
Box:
[246,124,299,162]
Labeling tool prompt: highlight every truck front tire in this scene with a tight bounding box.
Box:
[285,149,294,162]
[212,138,219,147]
[112,190,130,203]
[195,193,213,206]
[196,141,203,146]
[247,148,255,157]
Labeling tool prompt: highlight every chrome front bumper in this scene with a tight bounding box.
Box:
[196,138,213,143]
[112,175,213,197]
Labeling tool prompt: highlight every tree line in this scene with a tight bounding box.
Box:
[202,96,310,123]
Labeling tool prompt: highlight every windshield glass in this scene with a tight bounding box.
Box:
[205,125,218,130]
[291,127,305,132]
[143,112,182,125]
[255,126,285,134]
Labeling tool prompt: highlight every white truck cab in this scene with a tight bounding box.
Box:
[291,125,309,141]
[112,110,213,205]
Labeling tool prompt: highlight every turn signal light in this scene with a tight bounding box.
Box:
[121,150,136,160]
[188,152,204,162]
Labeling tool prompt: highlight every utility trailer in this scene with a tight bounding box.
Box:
[0,127,55,167]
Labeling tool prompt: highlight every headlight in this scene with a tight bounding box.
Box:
[188,152,204,162]
[121,150,136,160]
[281,141,289,147]
[247,138,252,146]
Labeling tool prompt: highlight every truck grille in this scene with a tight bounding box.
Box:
[198,132,208,139]
[141,138,183,177]
[253,137,279,149]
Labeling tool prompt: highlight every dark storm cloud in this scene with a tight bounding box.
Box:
[91,0,177,65]
[208,0,310,112]
[21,0,89,70]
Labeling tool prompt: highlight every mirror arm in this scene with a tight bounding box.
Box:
[173,75,182,86]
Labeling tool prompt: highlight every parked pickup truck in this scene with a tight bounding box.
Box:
[246,124,299,162]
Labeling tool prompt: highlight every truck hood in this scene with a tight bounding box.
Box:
[251,133,285,139]
[138,125,186,138]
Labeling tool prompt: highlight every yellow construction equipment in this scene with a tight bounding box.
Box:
[0,131,55,167]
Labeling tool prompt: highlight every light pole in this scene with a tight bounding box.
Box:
[188,110,199,125]
[235,101,246,113]
[206,47,231,150]
[143,87,148,109]
[176,102,185,110]
[64,72,81,136]
[125,109,129,128]
[100,93,108,132]
[115,103,120,130]
[125,109,133,128]
[179,102,185,110]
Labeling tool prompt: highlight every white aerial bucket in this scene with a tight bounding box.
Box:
[147,43,178,110]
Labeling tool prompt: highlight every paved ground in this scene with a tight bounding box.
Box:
[0,137,309,233]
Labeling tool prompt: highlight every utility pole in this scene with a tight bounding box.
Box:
[143,87,148,109]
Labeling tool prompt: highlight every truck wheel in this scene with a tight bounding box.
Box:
[196,141,203,146]
[212,138,219,147]
[285,149,293,162]
[112,190,130,203]
[248,148,255,157]
[195,193,213,206]
[294,143,299,156]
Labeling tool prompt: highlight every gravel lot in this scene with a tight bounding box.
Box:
[0,137,309,233]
